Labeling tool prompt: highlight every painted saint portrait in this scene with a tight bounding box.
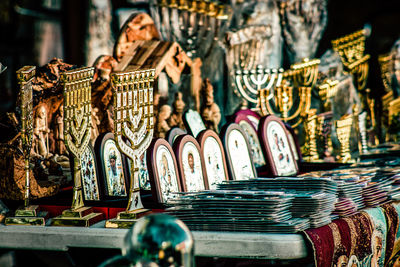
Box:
[203,136,226,189]
[80,146,100,201]
[156,145,179,202]
[227,129,255,180]
[181,142,205,191]
[239,120,266,167]
[103,139,127,197]
[266,121,296,176]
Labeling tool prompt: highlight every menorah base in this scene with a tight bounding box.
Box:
[5,205,48,226]
[51,207,104,227]
[104,208,151,229]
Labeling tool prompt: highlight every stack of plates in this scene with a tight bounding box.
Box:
[362,182,389,207]
[218,177,337,194]
[332,197,358,217]
[166,190,310,233]
[336,180,365,211]
[290,192,336,228]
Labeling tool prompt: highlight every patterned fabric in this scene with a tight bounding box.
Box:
[304,206,394,267]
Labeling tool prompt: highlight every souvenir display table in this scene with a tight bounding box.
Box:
[0,224,308,260]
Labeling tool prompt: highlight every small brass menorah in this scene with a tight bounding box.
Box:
[318,79,339,112]
[259,58,319,128]
[51,67,103,227]
[106,69,155,229]
[335,115,354,163]
[302,109,319,161]
[5,66,48,226]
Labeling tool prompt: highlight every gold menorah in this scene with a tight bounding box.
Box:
[17,66,35,208]
[378,53,394,94]
[335,115,354,163]
[4,66,49,226]
[318,79,339,111]
[52,67,103,227]
[259,58,319,128]
[302,109,319,161]
[107,69,155,228]
[332,29,370,95]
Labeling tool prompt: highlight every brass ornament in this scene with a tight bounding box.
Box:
[51,67,103,227]
[4,66,49,226]
[106,69,155,228]
[302,109,319,161]
[335,115,354,163]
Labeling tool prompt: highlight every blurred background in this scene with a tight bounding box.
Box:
[0,0,399,112]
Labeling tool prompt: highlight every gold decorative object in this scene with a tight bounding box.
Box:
[5,66,48,226]
[302,109,319,161]
[332,30,371,118]
[259,58,319,128]
[51,67,103,227]
[106,69,155,229]
[378,53,394,94]
[318,79,339,111]
[335,115,354,163]
[352,105,368,154]
[317,112,334,161]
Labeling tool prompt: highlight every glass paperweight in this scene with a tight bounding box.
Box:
[122,213,194,267]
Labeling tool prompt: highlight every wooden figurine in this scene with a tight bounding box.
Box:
[156,105,172,138]
[32,104,51,159]
[169,92,186,130]
[53,105,66,156]
[200,78,221,132]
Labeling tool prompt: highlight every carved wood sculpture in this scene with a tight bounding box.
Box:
[200,78,221,132]
[0,59,74,200]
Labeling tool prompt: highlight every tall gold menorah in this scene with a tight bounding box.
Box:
[332,30,370,96]
[259,58,319,128]
[318,79,339,111]
[18,66,35,208]
[335,115,354,163]
[106,69,155,228]
[51,67,103,227]
[5,66,48,226]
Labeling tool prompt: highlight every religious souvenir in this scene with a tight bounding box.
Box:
[166,127,187,146]
[147,138,182,204]
[197,130,229,189]
[51,67,103,227]
[168,92,186,130]
[200,78,221,132]
[258,115,298,176]
[155,104,172,138]
[173,135,208,192]
[95,133,129,199]
[220,123,257,180]
[233,111,266,168]
[105,69,155,229]
[5,66,48,226]
[80,144,101,201]
[183,109,206,137]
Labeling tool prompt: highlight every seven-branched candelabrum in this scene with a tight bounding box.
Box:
[62,67,94,211]
[111,69,155,212]
[17,66,35,208]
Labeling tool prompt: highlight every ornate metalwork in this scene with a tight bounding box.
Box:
[112,69,155,212]
[302,109,319,161]
[318,79,339,111]
[332,29,370,93]
[17,66,35,208]
[259,58,319,128]
[62,67,94,211]
[335,115,353,163]
[150,0,231,59]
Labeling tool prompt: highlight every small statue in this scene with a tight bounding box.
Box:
[32,104,51,159]
[168,92,186,130]
[53,105,67,155]
[156,105,172,138]
[200,79,221,132]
